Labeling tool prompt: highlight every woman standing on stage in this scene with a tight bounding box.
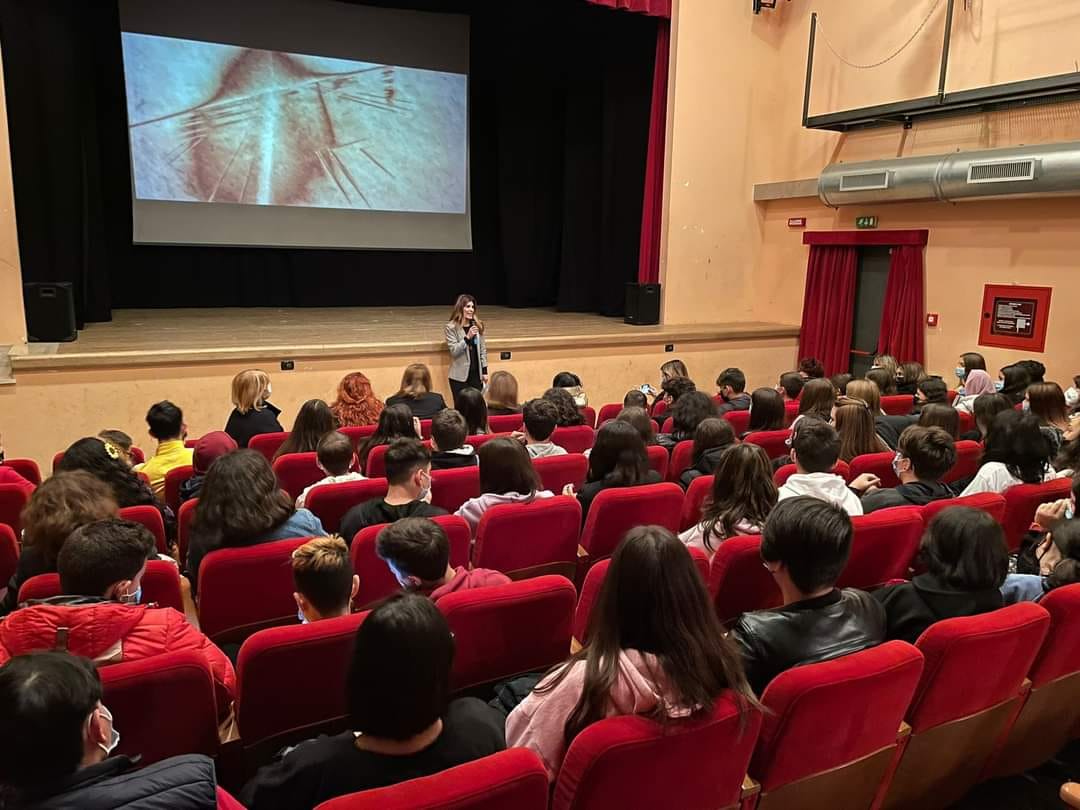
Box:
[445,294,488,403]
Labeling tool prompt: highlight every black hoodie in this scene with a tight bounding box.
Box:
[873,573,1003,644]
[860,480,955,514]
[339,498,447,546]
[678,445,729,490]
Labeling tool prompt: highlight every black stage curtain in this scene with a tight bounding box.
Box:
[0,0,656,324]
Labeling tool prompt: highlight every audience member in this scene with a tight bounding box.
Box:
[680,444,777,557]
[1067,375,1080,412]
[998,364,1032,406]
[97,429,135,466]
[833,396,890,463]
[798,357,825,380]
[179,431,237,504]
[357,403,420,472]
[507,526,754,780]
[917,402,960,439]
[273,399,336,460]
[295,431,365,509]
[0,519,236,721]
[242,593,505,809]
[0,652,219,809]
[1015,359,1046,385]
[678,418,736,489]
[865,367,897,396]
[915,378,949,411]
[729,497,885,694]
[340,439,446,543]
[552,372,588,408]
[135,401,194,495]
[796,378,836,423]
[456,438,554,535]
[871,354,898,382]
[648,360,690,413]
[186,450,324,598]
[386,364,447,419]
[959,410,1055,497]
[954,369,996,413]
[778,418,863,516]
[615,406,656,447]
[715,368,751,414]
[292,536,359,622]
[1026,382,1071,453]
[854,426,957,513]
[519,399,567,458]
[453,386,489,436]
[845,378,914,450]
[874,507,1007,643]
[0,471,117,616]
[542,387,585,427]
[329,371,384,427]
[896,361,927,396]
[745,387,786,436]
[830,373,853,395]
[777,371,804,401]
[622,389,648,410]
[485,371,521,415]
[955,351,987,393]
[656,391,717,450]
[376,518,509,601]
[225,369,283,448]
[429,410,478,470]
[566,421,662,519]
[658,375,696,410]
[963,392,1013,442]
[1007,519,1080,603]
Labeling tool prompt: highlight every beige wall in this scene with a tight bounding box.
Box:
[662,0,1080,387]
[0,49,26,348]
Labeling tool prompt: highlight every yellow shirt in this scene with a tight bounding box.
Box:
[135,439,194,498]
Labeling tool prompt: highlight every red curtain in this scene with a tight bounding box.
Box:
[585,0,672,16]
[799,245,859,375]
[878,245,926,364]
[637,21,669,284]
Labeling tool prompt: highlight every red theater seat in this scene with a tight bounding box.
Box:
[314,749,549,810]
[947,389,958,404]
[723,409,751,435]
[118,505,167,554]
[339,425,377,449]
[178,497,197,568]
[744,429,792,461]
[921,492,1006,526]
[552,692,762,810]
[164,464,194,513]
[419,419,433,439]
[849,451,900,489]
[198,537,311,645]
[248,431,290,462]
[750,641,924,809]
[469,432,509,451]
[957,410,975,435]
[1001,477,1074,551]
[488,413,524,433]
[667,440,693,483]
[0,524,17,600]
[881,395,915,416]
[474,496,581,580]
[533,453,588,494]
[680,474,713,531]
[2,458,41,486]
[710,534,781,624]
[944,439,982,484]
[580,406,596,428]
[551,426,595,455]
[306,478,389,535]
[879,603,1050,810]
[783,400,800,426]
[579,483,683,566]
[237,611,369,763]
[838,507,924,590]
[273,452,326,500]
[438,575,575,693]
[430,466,481,514]
[17,573,59,603]
[597,403,623,425]
[773,460,850,487]
[100,650,220,766]
[647,444,670,480]
[661,416,674,434]
[0,484,30,536]
[652,399,668,418]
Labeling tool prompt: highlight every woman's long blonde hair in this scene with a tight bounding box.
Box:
[396,364,434,398]
[232,369,272,414]
[486,371,519,411]
[834,396,889,462]
[448,294,484,333]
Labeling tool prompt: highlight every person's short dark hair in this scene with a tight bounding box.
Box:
[623,389,648,409]
[661,376,696,403]
[552,372,582,388]
[671,391,717,437]
[778,372,804,399]
[830,374,853,396]
[692,418,735,460]
[972,392,1012,435]
[917,378,948,404]
[716,368,746,393]
[898,426,956,481]
[292,537,354,615]
[1015,359,1046,384]
[478,437,540,495]
[522,399,558,442]
[865,368,896,396]
[798,358,825,379]
[920,507,1008,590]
[384,439,431,486]
[431,409,468,452]
[761,497,853,594]
[58,518,155,596]
[145,401,183,441]
[348,592,454,740]
[541,388,584,427]
[98,429,133,452]
[0,652,102,789]
[376,517,449,582]
[791,417,840,473]
[316,431,354,477]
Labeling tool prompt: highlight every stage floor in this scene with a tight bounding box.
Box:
[11,307,799,370]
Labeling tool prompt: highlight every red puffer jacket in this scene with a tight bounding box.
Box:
[0,597,236,719]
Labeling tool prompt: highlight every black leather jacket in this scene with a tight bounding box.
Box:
[730,588,886,695]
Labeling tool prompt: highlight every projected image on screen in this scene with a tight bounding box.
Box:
[121,33,467,214]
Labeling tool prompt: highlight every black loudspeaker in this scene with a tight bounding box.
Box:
[24,282,77,342]
[624,282,661,326]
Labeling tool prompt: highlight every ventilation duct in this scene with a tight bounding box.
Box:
[818,140,1080,207]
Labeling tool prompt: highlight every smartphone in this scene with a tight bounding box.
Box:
[639,383,657,395]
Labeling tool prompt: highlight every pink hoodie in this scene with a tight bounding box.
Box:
[505,649,692,780]
[454,490,555,535]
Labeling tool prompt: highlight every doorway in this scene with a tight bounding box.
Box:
[849,246,891,378]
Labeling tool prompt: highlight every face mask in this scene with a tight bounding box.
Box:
[995,380,1005,392]
[297,608,308,625]
[1067,503,1075,521]
[891,452,904,478]
[417,471,431,502]
[955,366,966,380]
[119,586,142,605]
[96,704,120,756]
[1066,387,1080,407]
[1022,399,1031,412]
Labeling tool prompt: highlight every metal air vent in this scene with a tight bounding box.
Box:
[967,159,1036,184]
[838,171,890,192]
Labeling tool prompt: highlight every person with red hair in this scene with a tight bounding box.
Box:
[330,372,385,427]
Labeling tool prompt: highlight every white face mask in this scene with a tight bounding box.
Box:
[1066,387,1080,408]
[94,704,120,756]
[417,469,432,502]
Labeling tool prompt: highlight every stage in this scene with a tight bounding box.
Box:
[1,307,799,468]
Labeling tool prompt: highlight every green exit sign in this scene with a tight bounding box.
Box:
[856,215,878,229]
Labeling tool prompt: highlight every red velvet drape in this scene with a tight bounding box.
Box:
[878,245,926,364]
[799,245,859,375]
[585,0,672,16]
[637,21,669,284]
